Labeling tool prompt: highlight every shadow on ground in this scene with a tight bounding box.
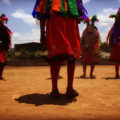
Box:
[15,93,77,106]
[0,79,7,81]
[46,76,63,80]
[75,76,96,79]
[103,77,120,80]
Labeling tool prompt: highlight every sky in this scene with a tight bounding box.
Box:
[0,0,120,47]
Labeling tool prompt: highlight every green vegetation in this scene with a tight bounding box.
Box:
[100,42,111,52]
[8,49,47,60]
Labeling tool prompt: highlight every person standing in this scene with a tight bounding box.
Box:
[80,15,100,78]
[106,8,120,78]
[32,0,88,98]
[0,14,12,80]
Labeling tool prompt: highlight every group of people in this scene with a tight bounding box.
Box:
[0,0,120,98]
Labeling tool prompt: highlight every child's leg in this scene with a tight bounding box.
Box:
[115,62,119,78]
[80,65,86,78]
[83,65,86,77]
[66,60,79,97]
[90,64,95,78]
[0,63,4,79]
[67,60,75,89]
[50,60,62,92]
[58,60,64,79]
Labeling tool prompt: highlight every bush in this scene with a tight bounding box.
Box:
[100,42,111,52]
[7,49,15,58]
[14,50,44,60]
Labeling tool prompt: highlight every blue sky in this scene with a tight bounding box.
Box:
[0,0,120,47]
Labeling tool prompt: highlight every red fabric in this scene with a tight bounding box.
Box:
[0,45,7,63]
[81,31,99,64]
[46,14,80,59]
[0,25,12,48]
[106,27,113,45]
[7,29,12,48]
[36,0,48,14]
[2,17,8,21]
[110,45,120,61]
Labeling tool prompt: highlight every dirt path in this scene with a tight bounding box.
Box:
[0,65,120,120]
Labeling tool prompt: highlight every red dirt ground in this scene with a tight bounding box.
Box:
[0,65,120,120]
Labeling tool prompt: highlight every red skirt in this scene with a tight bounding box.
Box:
[110,45,120,61]
[81,33,99,65]
[81,47,98,65]
[0,45,7,63]
[46,14,80,60]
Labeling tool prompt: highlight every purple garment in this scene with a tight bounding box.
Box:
[76,0,88,20]
[112,22,120,45]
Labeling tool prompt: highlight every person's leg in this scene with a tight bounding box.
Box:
[67,60,75,89]
[50,60,62,97]
[66,60,79,98]
[58,60,64,79]
[90,64,96,78]
[80,65,86,78]
[0,63,4,80]
[115,62,119,78]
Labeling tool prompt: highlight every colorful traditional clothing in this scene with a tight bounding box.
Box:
[107,25,120,61]
[46,14,80,59]
[80,15,100,78]
[81,28,100,64]
[0,14,12,79]
[107,8,120,62]
[32,0,88,19]
[106,8,120,78]
[0,23,12,63]
[32,0,88,97]
[32,0,87,60]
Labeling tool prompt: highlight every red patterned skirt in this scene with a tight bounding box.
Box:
[110,45,120,61]
[46,14,80,60]
[0,45,7,63]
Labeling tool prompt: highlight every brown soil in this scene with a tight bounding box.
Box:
[0,65,120,120]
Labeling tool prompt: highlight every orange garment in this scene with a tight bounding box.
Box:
[51,0,68,12]
[36,0,48,14]
[36,0,68,14]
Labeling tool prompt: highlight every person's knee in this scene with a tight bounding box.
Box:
[67,59,75,64]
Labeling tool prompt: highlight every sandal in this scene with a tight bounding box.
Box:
[0,77,4,80]
[115,74,119,79]
[50,89,60,98]
[66,88,79,98]
[80,75,86,78]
